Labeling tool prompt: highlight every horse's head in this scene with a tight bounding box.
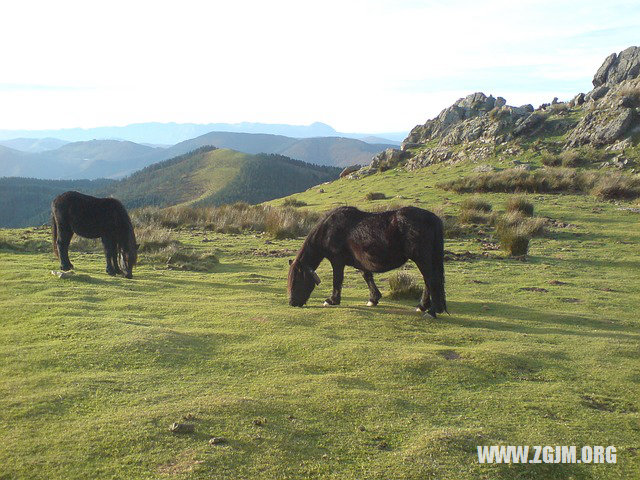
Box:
[288,258,321,307]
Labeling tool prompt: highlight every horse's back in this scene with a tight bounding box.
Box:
[51,191,129,238]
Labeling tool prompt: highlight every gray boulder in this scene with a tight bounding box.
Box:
[593,46,640,87]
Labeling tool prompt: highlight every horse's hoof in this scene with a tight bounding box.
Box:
[323,301,332,307]
[366,301,377,307]
[425,310,437,319]
[416,307,422,313]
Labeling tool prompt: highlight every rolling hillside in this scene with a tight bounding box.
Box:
[104,146,341,208]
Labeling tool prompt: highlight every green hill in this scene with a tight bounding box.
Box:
[103,146,340,208]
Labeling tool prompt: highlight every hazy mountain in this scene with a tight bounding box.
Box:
[278,137,395,167]
[0,122,407,145]
[160,131,395,167]
[0,137,69,153]
[0,130,394,181]
[103,146,340,208]
[0,140,163,180]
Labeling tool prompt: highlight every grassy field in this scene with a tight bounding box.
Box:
[1,161,639,479]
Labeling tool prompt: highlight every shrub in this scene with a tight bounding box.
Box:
[559,149,583,167]
[282,198,308,208]
[431,207,469,239]
[438,167,614,196]
[591,173,640,200]
[506,196,534,216]
[458,209,491,224]
[618,84,640,108]
[460,197,492,212]
[458,196,492,224]
[494,211,546,237]
[131,204,322,238]
[497,224,531,256]
[388,272,423,299]
[135,224,180,252]
[365,192,386,201]
[541,151,561,167]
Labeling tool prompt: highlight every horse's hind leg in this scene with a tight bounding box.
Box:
[414,260,435,317]
[57,228,74,271]
[101,237,121,275]
[362,271,382,306]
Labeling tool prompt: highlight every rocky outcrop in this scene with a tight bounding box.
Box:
[593,47,640,87]
[567,76,640,147]
[339,165,361,178]
[403,93,528,148]
[348,47,640,177]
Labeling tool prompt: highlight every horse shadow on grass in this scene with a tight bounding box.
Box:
[445,300,639,341]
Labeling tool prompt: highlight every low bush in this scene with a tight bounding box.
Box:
[131,204,322,239]
[618,83,640,108]
[365,192,386,201]
[591,173,640,200]
[460,197,492,213]
[497,224,531,256]
[388,272,423,300]
[541,151,561,167]
[494,211,546,237]
[506,196,534,216]
[282,198,308,208]
[438,167,639,199]
[135,224,180,252]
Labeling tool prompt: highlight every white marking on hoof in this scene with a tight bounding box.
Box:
[323,301,332,307]
[416,307,422,313]
[366,301,376,307]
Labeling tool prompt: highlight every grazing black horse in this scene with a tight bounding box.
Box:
[51,191,138,278]
[288,206,447,317]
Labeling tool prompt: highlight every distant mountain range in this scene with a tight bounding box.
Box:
[0,137,69,153]
[0,121,406,145]
[0,132,395,180]
[0,147,340,227]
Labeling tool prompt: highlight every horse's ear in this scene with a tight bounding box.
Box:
[289,259,293,265]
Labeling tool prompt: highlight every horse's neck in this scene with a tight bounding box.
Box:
[298,242,323,270]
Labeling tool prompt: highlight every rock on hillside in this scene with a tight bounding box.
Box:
[351,47,640,177]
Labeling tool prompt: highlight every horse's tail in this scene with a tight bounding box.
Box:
[51,211,59,258]
[429,215,448,314]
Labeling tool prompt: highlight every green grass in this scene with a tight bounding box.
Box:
[1,160,640,479]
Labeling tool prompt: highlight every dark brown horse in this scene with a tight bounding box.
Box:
[51,191,138,278]
[287,206,447,317]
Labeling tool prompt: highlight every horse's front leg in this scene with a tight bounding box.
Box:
[362,271,382,306]
[57,228,74,271]
[324,261,344,306]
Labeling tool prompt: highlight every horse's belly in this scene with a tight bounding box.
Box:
[352,251,407,273]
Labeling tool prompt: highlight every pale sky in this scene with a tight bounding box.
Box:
[1,0,639,133]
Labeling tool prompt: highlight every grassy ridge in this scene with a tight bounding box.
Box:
[1,156,639,478]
